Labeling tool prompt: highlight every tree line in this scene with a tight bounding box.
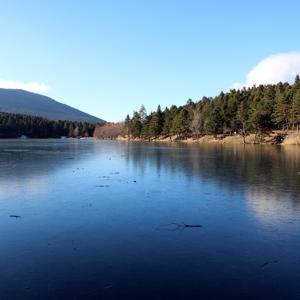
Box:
[124,76,300,139]
[0,112,96,138]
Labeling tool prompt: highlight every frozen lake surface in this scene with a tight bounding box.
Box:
[0,139,300,299]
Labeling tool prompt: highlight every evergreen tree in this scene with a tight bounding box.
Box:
[161,107,172,136]
[294,75,300,89]
[130,111,142,137]
[124,114,131,136]
[141,115,151,138]
[290,90,300,130]
[273,93,290,130]
[204,106,224,134]
[148,105,163,137]
[236,101,248,142]
[171,109,188,137]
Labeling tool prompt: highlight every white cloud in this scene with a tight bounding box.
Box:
[232,52,300,89]
[0,79,51,93]
[231,82,243,90]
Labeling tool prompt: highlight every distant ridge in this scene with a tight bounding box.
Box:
[0,88,105,124]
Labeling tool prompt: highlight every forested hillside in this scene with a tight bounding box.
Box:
[124,76,300,139]
[0,112,95,138]
[0,88,104,124]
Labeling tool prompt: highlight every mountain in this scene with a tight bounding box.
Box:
[0,88,105,124]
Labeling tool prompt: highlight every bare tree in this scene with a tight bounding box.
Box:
[73,126,80,137]
[190,104,203,138]
[93,122,124,139]
[139,105,147,124]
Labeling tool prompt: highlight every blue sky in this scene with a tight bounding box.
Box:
[1,0,300,121]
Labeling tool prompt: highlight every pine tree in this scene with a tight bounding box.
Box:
[236,100,248,142]
[171,109,188,137]
[148,105,163,137]
[290,90,300,130]
[204,106,224,134]
[130,112,142,137]
[294,75,300,89]
[162,107,172,136]
[124,114,131,136]
[273,93,290,130]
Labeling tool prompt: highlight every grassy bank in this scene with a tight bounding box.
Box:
[116,131,300,145]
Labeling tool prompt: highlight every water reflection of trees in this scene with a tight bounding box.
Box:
[125,143,300,205]
[2,140,299,209]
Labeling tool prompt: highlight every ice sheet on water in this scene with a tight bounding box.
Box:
[3,149,30,152]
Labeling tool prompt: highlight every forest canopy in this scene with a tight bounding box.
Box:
[0,112,96,138]
[124,76,300,139]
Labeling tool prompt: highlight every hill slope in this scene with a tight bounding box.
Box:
[0,89,104,124]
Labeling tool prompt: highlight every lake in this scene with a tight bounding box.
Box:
[0,139,300,300]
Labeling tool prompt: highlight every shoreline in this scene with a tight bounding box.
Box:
[115,131,300,145]
[1,131,299,146]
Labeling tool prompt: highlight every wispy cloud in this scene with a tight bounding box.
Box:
[232,52,300,89]
[0,79,51,93]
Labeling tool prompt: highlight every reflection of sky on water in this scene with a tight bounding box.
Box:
[0,140,300,299]
[1,141,300,223]
[246,187,300,224]
[0,177,49,195]
[0,139,123,195]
